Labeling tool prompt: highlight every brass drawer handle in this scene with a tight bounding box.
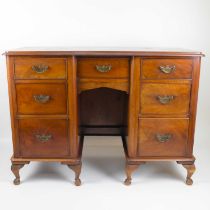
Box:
[32,64,49,73]
[34,95,50,103]
[156,134,172,143]
[35,134,52,142]
[157,95,175,104]
[159,65,176,74]
[96,65,112,73]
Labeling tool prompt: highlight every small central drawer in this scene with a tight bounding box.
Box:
[77,57,129,79]
[14,57,67,79]
[18,119,69,158]
[140,83,191,115]
[16,83,67,114]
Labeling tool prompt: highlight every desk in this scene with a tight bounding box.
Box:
[5,48,204,186]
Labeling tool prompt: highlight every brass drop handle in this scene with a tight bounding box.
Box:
[156,134,172,143]
[157,95,175,104]
[35,134,52,142]
[32,64,49,73]
[34,95,50,103]
[159,65,176,74]
[96,65,112,73]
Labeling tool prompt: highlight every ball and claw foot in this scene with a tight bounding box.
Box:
[75,178,81,186]
[124,178,131,186]
[186,177,193,185]
[13,178,20,185]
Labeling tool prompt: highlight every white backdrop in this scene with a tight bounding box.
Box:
[0,1,209,210]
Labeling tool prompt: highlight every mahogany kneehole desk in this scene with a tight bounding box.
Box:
[5,48,204,186]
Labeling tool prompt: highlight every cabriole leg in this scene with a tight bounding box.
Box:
[11,163,25,185]
[67,163,82,186]
[182,163,196,185]
[177,161,196,185]
[124,163,140,186]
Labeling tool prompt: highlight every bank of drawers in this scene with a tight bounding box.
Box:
[138,58,192,157]
[14,57,69,158]
[13,56,193,159]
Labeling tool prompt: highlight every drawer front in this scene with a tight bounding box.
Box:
[18,119,69,158]
[78,58,129,79]
[140,83,191,115]
[141,59,193,79]
[14,58,67,79]
[138,119,189,157]
[16,83,67,114]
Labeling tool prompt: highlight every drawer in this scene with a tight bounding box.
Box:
[14,57,67,79]
[18,119,69,158]
[138,118,189,157]
[16,83,67,114]
[141,59,193,79]
[77,57,129,79]
[140,83,191,115]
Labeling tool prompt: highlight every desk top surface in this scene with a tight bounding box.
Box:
[5,47,204,56]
